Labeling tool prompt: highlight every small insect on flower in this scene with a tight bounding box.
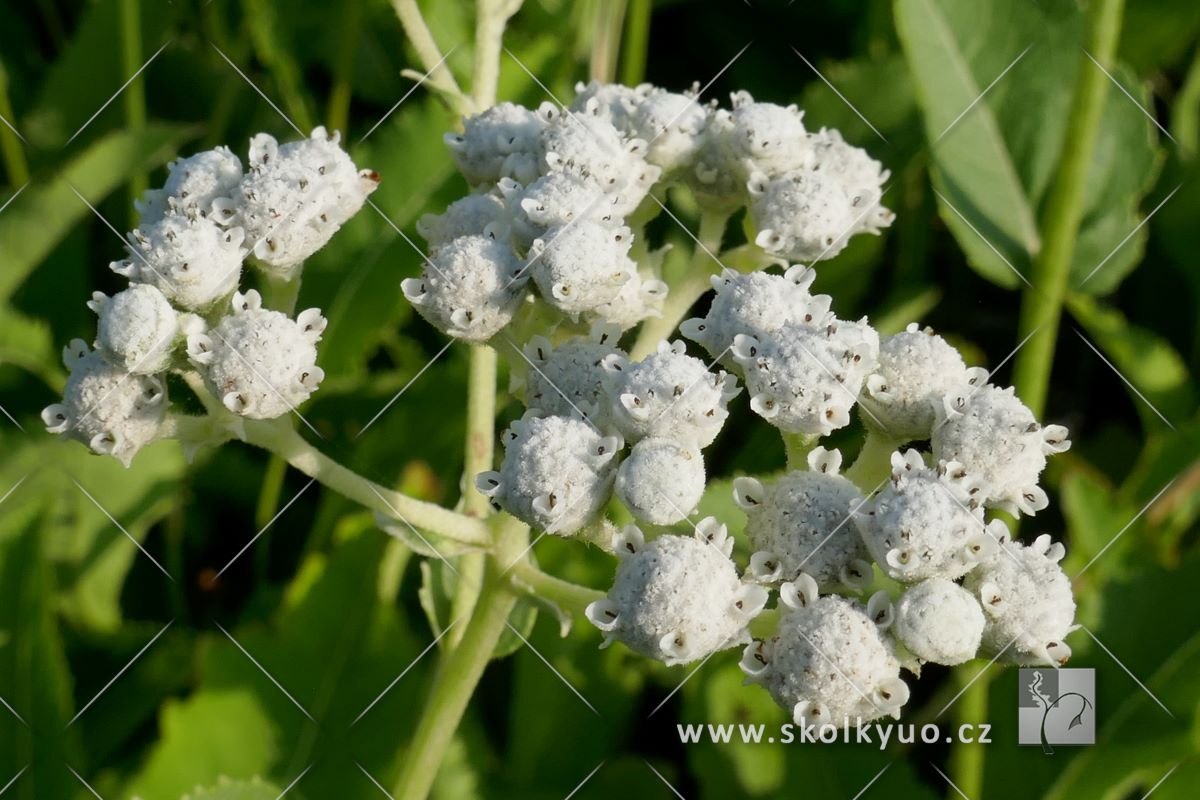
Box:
[42,341,167,467]
[587,521,768,665]
[742,573,908,727]
[186,290,326,419]
[893,577,986,667]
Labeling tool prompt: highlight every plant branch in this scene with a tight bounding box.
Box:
[472,0,523,109]
[391,0,472,114]
[1011,0,1125,417]
[509,561,605,613]
[631,211,729,360]
[844,429,900,492]
[240,418,493,547]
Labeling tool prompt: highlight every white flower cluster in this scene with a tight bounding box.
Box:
[404,82,892,344]
[481,335,739,531]
[43,128,373,465]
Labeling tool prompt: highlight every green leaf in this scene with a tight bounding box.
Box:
[0,125,195,304]
[0,305,62,389]
[181,776,282,800]
[0,502,79,800]
[1067,293,1195,428]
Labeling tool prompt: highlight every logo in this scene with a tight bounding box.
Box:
[1018,668,1095,752]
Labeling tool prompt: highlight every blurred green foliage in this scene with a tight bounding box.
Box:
[0,0,1197,798]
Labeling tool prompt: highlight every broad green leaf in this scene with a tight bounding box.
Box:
[0,125,194,303]
[0,502,79,800]
[0,305,62,389]
[1067,293,1195,428]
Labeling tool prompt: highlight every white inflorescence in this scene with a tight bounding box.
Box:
[963,533,1076,666]
[615,437,706,525]
[933,384,1072,516]
[735,447,870,591]
[604,340,739,447]
[586,522,767,666]
[853,450,992,583]
[527,222,636,315]
[477,413,622,535]
[187,290,326,419]
[894,577,986,666]
[212,127,379,277]
[42,343,167,467]
[90,284,180,374]
[444,102,546,187]
[48,128,364,465]
[416,192,511,252]
[517,323,625,425]
[859,323,983,441]
[742,575,908,727]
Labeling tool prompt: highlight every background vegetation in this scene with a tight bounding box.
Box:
[0,0,1197,797]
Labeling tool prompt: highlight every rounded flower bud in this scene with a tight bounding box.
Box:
[187,290,326,419]
[628,85,709,173]
[727,90,811,177]
[749,168,862,262]
[571,80,644,133]
[402,229,528,342]
[136,145,244,224]
[616,437,706,524]
[212,128,379,277]
[731,317,879,436]
[89,284,179,374]
[112,211,245,311]
[735,447,870,591]
[528,222,636,315]
[517,324,625,425]
[859,324,982,442]
[680,265,822,363]
[586,521,768,666]
[687,109,748,211]
[932,385,1071,515]
[852,450,992,583]
[603,340,739,447]
[500,172,620,250]
[742,575,908,727]
[476,413,622,535]
[444,102,546,186]
[808,128,893,235]
[893,578,985,666]
[586,270,669,331]
[42,342,167,467]
[962,533,1075,666]
[416,192,510,252]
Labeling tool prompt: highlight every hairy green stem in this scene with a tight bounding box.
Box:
[509,561,604,613]
[1011,0,1125,417]
[630,211,728,359]
[782,433,819,471]
[620,0,651,86]
[947,666,991,798]
[844,429,900,492]
[119,0,147,206]
[473,0,522,109]
[589,0,627,83]
[391,0,472,114]
[391,517,528,800]
[0,60,28,185]
[240,418,493,547]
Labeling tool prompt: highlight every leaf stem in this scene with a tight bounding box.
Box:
[0,60,28,185]
[509,561,605,613]
[782,433,819,471]
[844,429,900,492]
[472,0,523,109]
[630,211,728,360]
[620,0,652,86]
[1011,0,1126,417]
[119,0,148,207]
[239,418,493,547]
[947,666,991,798]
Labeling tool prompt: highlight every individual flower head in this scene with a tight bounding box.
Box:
[731,316,879,436]
[516,322,625,426]
[186,289,326,419]
[89,284,180,374]
[444,102,546,186]
[932,384,1071,515]
[749,168,866,262]
[627,84,709,173]
[734,447,871,592]
[742,574,908,727]
[42,341,167,467]
[476,412,622,536]
[852,450,994,583]
[680,265,823,364]
[136,145,244,224]
[587,270,669,331]
[858,323,984,442]
[727,90,811,177]
[962,533,1076,666]
[687,108,748,211]
[499,172,621,251]
[615,437,706,525]
[586,521,768,666]
[402,226,529,342]
[808,127,893,236]
[112,210,246,311]
[527,221,636,316]
[539,102,662,215]
[212,127,379,277]
[602,340,740,447]
[570,80,644,133]
[893,577,986,667]
[416,191,511,253]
